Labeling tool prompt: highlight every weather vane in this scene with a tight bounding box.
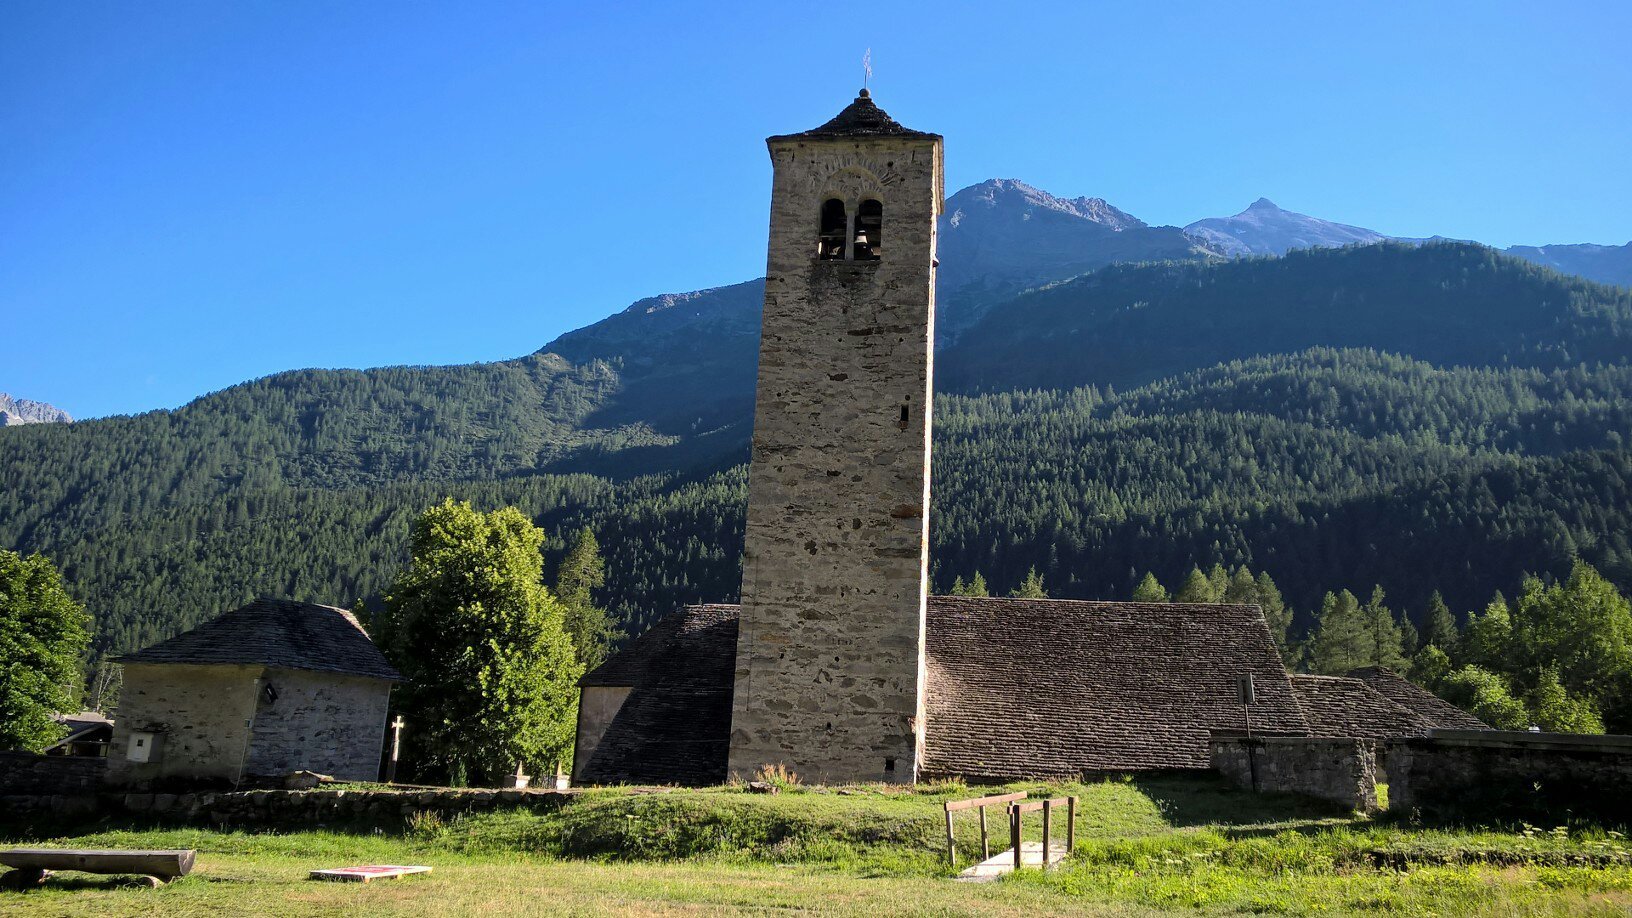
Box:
[863,48,872,90]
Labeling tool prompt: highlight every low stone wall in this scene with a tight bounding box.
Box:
[1389,730,1632,825]
[0,752,106,815]
[1211,734,1379,812]
[113,786,577,827]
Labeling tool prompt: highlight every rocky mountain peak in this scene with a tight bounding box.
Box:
[0,393,72,426]
[948,179,1146,232]
[1185,199,1389,257]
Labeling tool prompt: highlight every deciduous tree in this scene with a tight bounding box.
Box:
[0,550,90,751]
[378,500,583,785]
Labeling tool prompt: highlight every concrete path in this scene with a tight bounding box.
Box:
[954,841,1071,882]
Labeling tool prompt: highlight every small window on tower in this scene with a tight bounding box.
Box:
[855,199,883,261]
[818,199,847,260]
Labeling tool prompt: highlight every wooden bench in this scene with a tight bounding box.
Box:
[0,848,196,888]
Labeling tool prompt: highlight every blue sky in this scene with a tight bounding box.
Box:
[4,1,1629,419]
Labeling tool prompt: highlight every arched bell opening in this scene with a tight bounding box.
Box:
[818,198,848,261]
[855,199,883,261]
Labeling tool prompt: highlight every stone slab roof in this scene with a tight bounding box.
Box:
[767,89,940,143]
[576,604,738,786]
[1291,674,1430,740]
[923,597,1308,778]
[1345,666,1489,731]
[117,598,401,682]
[576,596,1308,784]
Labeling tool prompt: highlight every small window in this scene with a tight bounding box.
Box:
[898,404,910,430]
[855,199,883,260]
[818,199,847,260]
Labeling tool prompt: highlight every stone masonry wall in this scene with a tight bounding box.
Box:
[245,667,392,782]
[106,662,262,787]
[0,751,106,795]
[729,132,944,785]
[110,786,573,828]
[1211,735,1379,812]
[1389,730,1632,824]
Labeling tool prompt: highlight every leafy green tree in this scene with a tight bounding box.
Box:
[1409,644,1453,689]
[1461,594,1514,672]
[950,572,990,597]
[1527,665,1605,734]
[554,528,622,672]
[0,550,91,751]
[1420,591,1460,658]
[1131,572,1169,603]
[1438,665,1530,730]
[1010,567,1047,599]
[1307,590,1370,675]
[1506,561,1632,729]
[378,499,583,784]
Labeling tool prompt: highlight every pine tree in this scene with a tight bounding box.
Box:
[1307,590,1369,675]
[1420,590,1460,658]
[950,572,991,597]
[1174,567,1216,604]
[378,499,583,784]
[0,550,91,751]
[1131,572,1169,603]
[555,528,622,672]
[1010,567,1047,599]
[1362,586,1410,672]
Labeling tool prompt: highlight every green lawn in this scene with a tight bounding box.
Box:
[4,776,1631,916]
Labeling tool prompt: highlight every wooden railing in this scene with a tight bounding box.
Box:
[942,791,1027,867]
[1009,795,1077,870]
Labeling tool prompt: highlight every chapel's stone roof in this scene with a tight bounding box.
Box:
[578,603,738,786]
[1291,674,1431,740]
[1345,666,1490,731]
[117,598,401,682]
[923,596,1308,778]
[767,89,941,143]
[575,597,1309,785]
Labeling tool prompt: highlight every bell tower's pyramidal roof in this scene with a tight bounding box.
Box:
[768,89,941,142]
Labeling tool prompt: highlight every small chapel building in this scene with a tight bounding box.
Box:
[572,90,1479,787]
[107,598,400,787]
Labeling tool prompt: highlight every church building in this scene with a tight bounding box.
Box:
[570,91,1469,786]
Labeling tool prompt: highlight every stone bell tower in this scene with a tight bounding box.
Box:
[728,90,943,784]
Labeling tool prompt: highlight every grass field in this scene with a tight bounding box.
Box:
[4,776,1631,916]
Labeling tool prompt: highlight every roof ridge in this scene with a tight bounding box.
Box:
[768,89,940,142]
[116,597,400,681]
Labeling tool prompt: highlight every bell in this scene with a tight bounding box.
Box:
[854,232,869,245]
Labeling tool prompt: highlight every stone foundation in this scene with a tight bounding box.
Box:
[1389,730,1632,824]
[1211,734,1379,812]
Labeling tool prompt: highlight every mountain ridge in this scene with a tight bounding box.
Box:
[0,393,71,427]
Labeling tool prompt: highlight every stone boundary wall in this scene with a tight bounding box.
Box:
[1211,734,1379,812]
[1389,729,1632,825]
[0,752,106,815]
[113,786,577,827]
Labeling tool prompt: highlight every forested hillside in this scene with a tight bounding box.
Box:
[4,242,1632,656]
